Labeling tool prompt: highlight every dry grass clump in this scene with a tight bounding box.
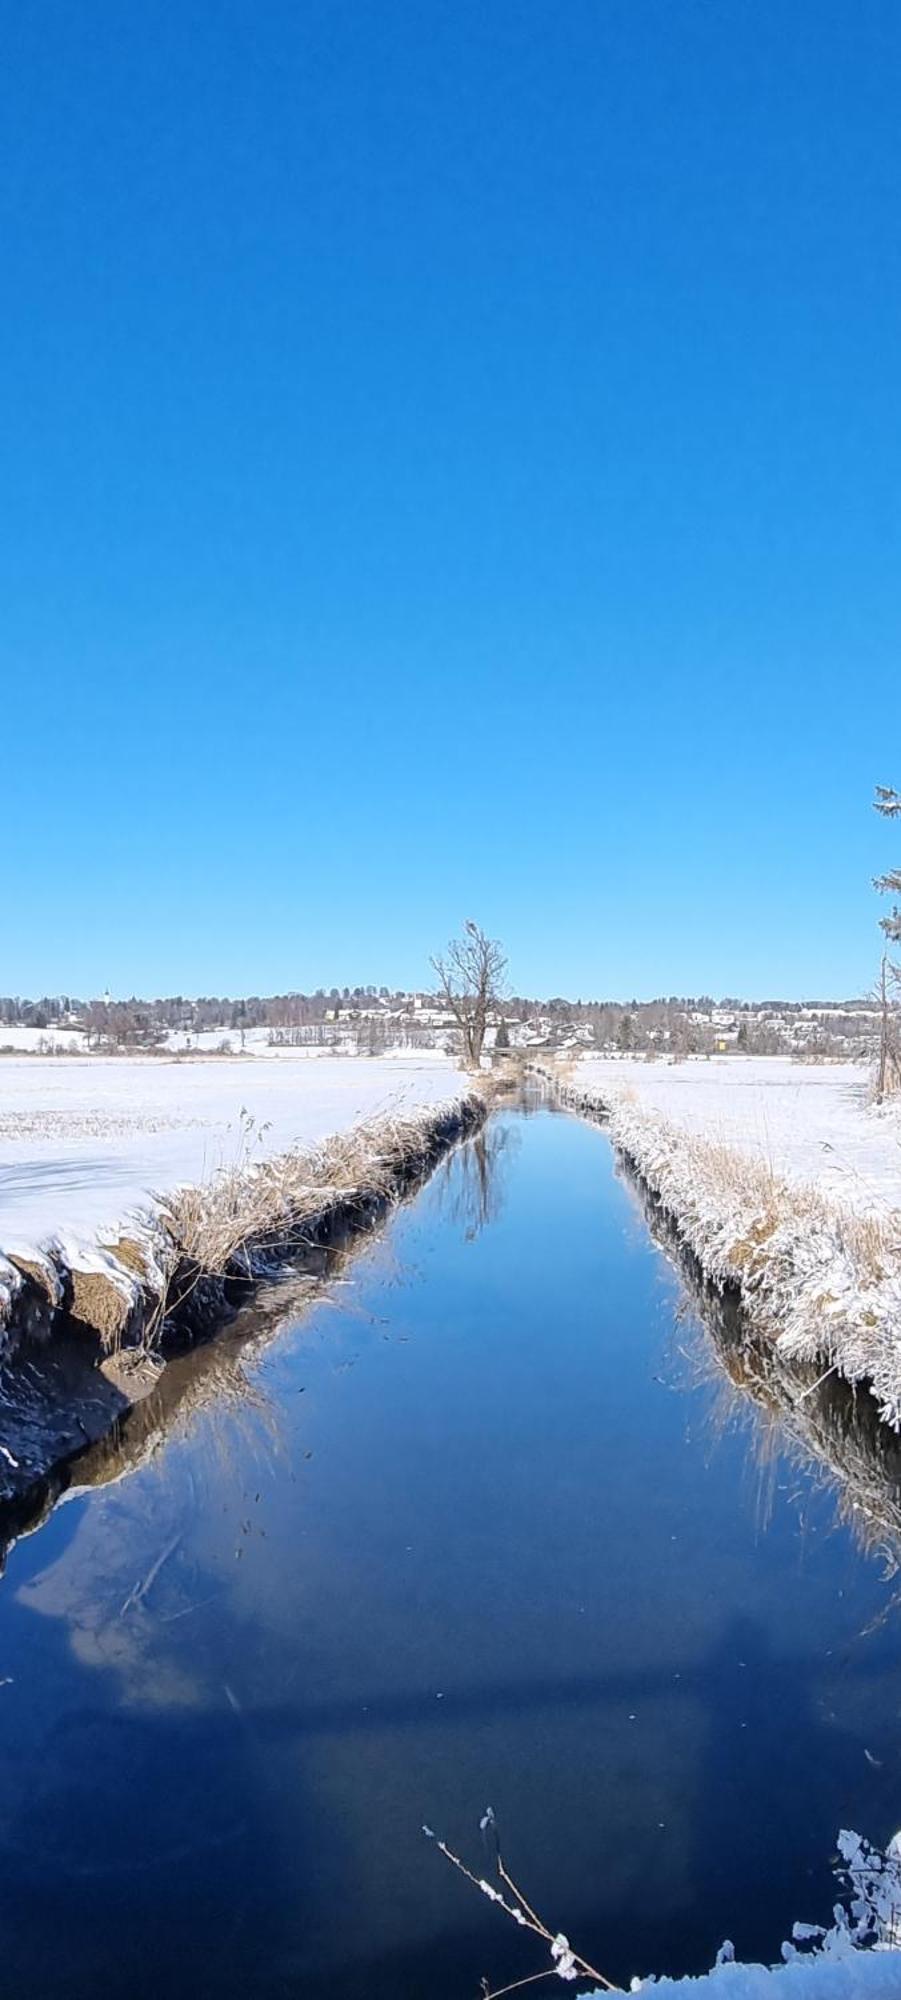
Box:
[67,1268,137,1346]
[0,1249,66,1350]
[145,1094,483,1346]
[0,1091,484,1362]
[159,1106,461,1278]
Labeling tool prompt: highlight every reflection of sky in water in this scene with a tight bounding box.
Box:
[0,1106,900,1997]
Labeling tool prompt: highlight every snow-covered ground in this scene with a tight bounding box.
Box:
[0,1025,88,1054]
[633,1821,901,1991]
[630,1958,901,1994]
[0,1053,464,1259]
[159,1028,450,1058]
[570,1058,901,1219]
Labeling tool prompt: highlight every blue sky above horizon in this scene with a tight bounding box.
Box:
[1,0,899,1002]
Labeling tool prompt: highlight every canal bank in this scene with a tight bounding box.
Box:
[0,1089,485,1535]
[0,1098,899,1996]
[539,1064,901,1430]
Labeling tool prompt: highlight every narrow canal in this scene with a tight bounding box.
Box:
[0,1099,898,1998]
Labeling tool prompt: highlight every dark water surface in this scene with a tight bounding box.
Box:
[0,1103,899,1998]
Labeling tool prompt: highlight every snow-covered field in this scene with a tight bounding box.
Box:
[159,1026,355,1054]
[570,1058,901,1218]
[0,1053,464,1259]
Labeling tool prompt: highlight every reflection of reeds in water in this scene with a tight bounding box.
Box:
[48,1199,402,1514]
[0,1264,333,1575]
[2,1111,501,1567]
[14,1126,522,1702]
[624,1163,901,1587]
[72,1323,285,1503]
[0,1095,487,1566]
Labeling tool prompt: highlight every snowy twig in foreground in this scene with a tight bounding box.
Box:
[422,1811,621,1993]
[425,1819,901,1993]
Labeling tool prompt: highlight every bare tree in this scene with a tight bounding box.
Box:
[431,920,507,1069]
[873,786,901,1101]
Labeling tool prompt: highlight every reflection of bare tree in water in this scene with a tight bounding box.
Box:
[625,1164,901,1595]
[435,1120,518,1241]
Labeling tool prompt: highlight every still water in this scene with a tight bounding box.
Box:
[0,1102,899,1998]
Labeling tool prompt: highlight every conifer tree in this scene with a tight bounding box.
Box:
[874,786,901,948]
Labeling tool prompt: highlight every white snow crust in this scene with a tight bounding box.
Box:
[0,1054,465,1273]
[627,1959,901,1995]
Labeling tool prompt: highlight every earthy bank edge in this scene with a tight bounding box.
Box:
[629,1160,901,1577]
[0,1090,486,1530]
[534,1065,901,1428]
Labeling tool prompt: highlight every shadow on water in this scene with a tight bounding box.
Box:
[1,1102,901,1996]
[0,1601,883,1997]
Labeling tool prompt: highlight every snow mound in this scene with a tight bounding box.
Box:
[629,1958,901,1995]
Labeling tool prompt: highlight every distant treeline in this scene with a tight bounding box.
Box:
[0,988,884,1055]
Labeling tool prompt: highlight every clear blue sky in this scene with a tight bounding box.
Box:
[2,0,898,1001]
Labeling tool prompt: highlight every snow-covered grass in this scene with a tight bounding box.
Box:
[554,1057,901,1424]
[567,1059,901,1216]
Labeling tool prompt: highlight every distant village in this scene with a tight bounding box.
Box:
[0,988,888,1062]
